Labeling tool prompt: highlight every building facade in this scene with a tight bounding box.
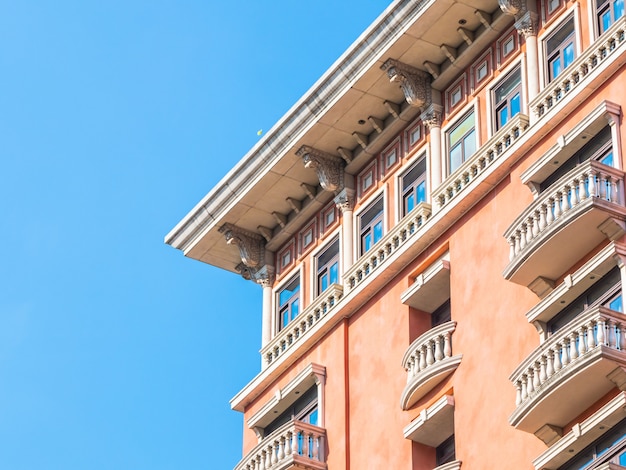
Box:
[166,0,626,468]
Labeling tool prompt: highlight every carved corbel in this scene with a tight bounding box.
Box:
[297,145,345,193]
[219,223,266,268]
[235,262,276,287]
[420,104,444,130]
[498,0,527,17]
[515,11,539,37]
[381,59,432,108]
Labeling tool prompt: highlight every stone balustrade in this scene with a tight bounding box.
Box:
[532,16,626,120]
[511,305,626,411]
[345,204,432,294]
[261,285,343,367]
[400,321,461,410]
[432,114,529,211]
[505,159,625,263]
[234,420,326,470]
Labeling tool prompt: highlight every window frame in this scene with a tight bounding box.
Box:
[543,14,577,84]
[314,236,340,296]
[277,239,296,274]
[405,117,425,151]
[471,48,493,90]
[597,0,625,35]
[299,219,317,255]
[492,65,523,131]
[497,26,519,65]
[445,105,478,175]
[380,137,402,176]
[275,272,301,334]
[399,153,427,218]
[356,192,385,256]
[445,74,467,113]
[358,160,378,198]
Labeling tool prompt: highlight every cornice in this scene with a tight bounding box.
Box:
[164,0,431,254]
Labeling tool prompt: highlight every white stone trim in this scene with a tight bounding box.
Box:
[403,394,455,446]
[401,251,450,313]
[434,460,462,470]
[533,392,626,470]
[247,363,325,431]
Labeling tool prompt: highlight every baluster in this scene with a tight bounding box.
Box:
[443,331,452,357]
[527,370,535,394]
[546,350,555,380]
[419,346,427,371]
[562,338,571,365]
[258,453,264,470]
[540,356,548,382]
[564,186,572,212]
[265,447,272,469]
[554,345,563,372]
[600,172,608,200]
[570,331,579,360]
[597,317,606,346]
[519,226,527,250]
[580,174,589,200]
[515,383,522,406]
[586,321,595,352]
[434,335,444,361]
[620,322,626,350]
[578,327,587,355]
[572,178,581,205]
[278,437,285,461]
[611,176,619,203]
[532,211,541,237]
[608,319,617,348]
[533,363,542,389]
[538,204,547,231]
[588,171,598,197]
[285,432,293,456]
[508,237,516,261]
[521,376,528,400]
[546,199,555,224]
[426,340,435,365]
[554,193,563,219]
[271,442,278,465]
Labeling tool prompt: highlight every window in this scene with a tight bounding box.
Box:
[316,238,339,295]
[299,220,317,253]
[598,0,625,34]
[472,49,493,89]
[545,0,564,18]
[548,267,622,333]
[436,434,456,466]
[546,18,576,82]
[431,300,452,328]
[559,417,626,469]
[498,28,519,64]
[401,155,427,216]
[321,202,338,234]
[381,139,401,174]
[359,196,384,255]
[278,241,295,273]
[359,161,378,196]
[446,75,466,112]
[264,387,319,436]
[540,126,614,191]
[406,120,423,150]
[278,275,300,331]
[494,67,522,130]
[448,111,477,173]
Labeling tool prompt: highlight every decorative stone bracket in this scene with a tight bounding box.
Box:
[499,0,538,37]
[236,262,276,287]
[381,58,432,108]
[297,145,345,193]
[219,222,267,269]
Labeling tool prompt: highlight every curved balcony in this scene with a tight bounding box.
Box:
[401,321,461,410]
[509,306,626,434]
[235,420,326,470]
[503,160,626,290]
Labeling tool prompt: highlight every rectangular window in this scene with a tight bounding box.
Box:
[436,434,456,466]
[446,75,466,112]
[316,238,340,295]
[278,275,300,331]
[494,67,522,130]
[359,196,384,255]
[264,387,318,436]
[498,28,519,64]
[358,161,378,196]
[321,204,337,233]
[401,155,427,216]
[448,111,477,173]
[545,0,563,17]
[406,120,423,149]
[472,49,493,89]
[559,417,626,469]
[381,138,401,173]
[598,0,625,34]
[546,18,576,82]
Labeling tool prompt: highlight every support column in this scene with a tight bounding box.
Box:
[261,278,273,347]
[334,188,355,272]
[615,247,626,313]
[422,104,444,191]
[516,12,540,104]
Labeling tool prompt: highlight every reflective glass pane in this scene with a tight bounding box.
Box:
[601,151,614,166]
[511,93,521,118]
[610,294,623,312]
[499,107,509,127]
[564,43,575,68]
[616,0,625,19]
[330,262,338,284]
[374,221,383,243]
[551,56,562,79]
[417,181,426,203]
[464,129,477,159]
[602,11,612,31]
[405,193,415,213]
[450,145,463,172]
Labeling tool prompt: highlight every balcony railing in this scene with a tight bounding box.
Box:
[261,285,343,368]
[503,159,626,287]
[400,321,461,410]
[509,306,626,433]
[234,420,326,470]
[345,203,432,294]
[532,16,626,120]
[432,114,530,211]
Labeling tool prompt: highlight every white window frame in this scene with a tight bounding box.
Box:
[311,234,342,298]
[396,151,428,223]
[539,5,582,86]
[273,265,304,335]
[485,59,526,136]
[442,99,480,175]
[353,186,387,260]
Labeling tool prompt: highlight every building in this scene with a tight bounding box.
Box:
[165,0,626,468]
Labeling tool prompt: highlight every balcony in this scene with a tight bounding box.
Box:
[433,114,530,211]
[509,306,626,434]
[261,285,343,368]
[234,420,326,470]
[503,160,626,291]
[532,17,626,122]
[401,321,461,410]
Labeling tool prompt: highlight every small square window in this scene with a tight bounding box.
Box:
[278,241,295,273]
[451,87,462,106]
[358,161,378,197]
[281,251,291,267]
[303,229,313,247]
[498,28,519,64]
[446,75,466,112]
[471,49,493,90]
[547,0,562,14]
[503,37,515,56]
[405,119,424,150]
[321,203,338,233]
[299,220,317,253]
[477,62,488,81]
[381,138,401,174]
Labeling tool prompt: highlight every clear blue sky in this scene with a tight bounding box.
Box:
[0,1,390,468]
